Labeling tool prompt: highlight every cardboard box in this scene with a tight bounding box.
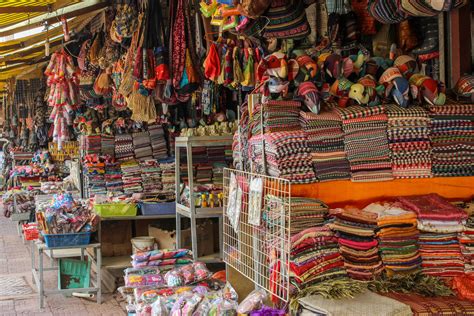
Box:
[101,221,133,257]
[181,220,215,258]
[148,225,177,249]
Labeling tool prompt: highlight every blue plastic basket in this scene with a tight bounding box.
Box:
[42,232,92,248]
[140,202,176,215]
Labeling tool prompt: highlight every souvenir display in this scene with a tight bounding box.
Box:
[0,0,472,313]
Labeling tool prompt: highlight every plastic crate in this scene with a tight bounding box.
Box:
[22,223,39,241]
[58,258,91,289]
[140,202,176,215]
[93,203,137,217]
[42,232,92,248]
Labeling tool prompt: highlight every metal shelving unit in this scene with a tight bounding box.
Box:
[174,136,233,262]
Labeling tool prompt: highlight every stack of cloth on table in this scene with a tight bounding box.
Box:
[195,164,213,184]
[101,134,115,157]
[250,100,302,136]
[428,102,474,177]
[131,249,193,268]
[159,157,176,200]
[115,134,135,160]
[386,105,432,179]
[83,156,106,196]
[334,105,393,182]
[80,135,101,155]
[120,159,143,194]
[459,213,474,273]
[140,160,162,198]
[132,131,153,161]
[207,146,226,163]
[212,162,226,185]
[248,131,316,184]
[330,208,383,280]
[104,159,123,195]
[290,225,347,290]
[398,194,467,277]
[148,123,168,159]
[364,202,422,274]
[299,110,350,181]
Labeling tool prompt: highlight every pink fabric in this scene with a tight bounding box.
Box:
[338,238,378,250]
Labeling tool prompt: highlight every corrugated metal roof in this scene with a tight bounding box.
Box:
[0,1,55,27]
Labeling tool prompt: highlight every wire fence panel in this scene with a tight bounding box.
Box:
[223,168,291,303]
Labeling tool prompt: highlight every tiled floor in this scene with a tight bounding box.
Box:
[0,212,126,315]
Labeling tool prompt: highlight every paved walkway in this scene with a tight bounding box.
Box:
[0,212,126,315]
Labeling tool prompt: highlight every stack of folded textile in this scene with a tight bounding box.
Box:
[120,159,143,194]
[140,160,162,198]
[104,159,123,195]
[364,202,422,274]
[459,214,474,273]
[159,158,176,201]
[398,194,467,277]
[80,135,102,155]
[148,124,168,159]
[290,226,347,289]
[300,110,351,181]
[289,198,329,234]
[101,135,115,157]
[196,164,213,184]
[115,134,135,160]
[133,131,153,161]
[83,155,106,197]
[335,105,393,182]
[428,102,474,177]
[330,208,383,280]
[250,100,302,136]
[131,249,193,268]
[386,105,432,178]
[212,162,226,185]
[207,146,226,163]
[249,131,316,184]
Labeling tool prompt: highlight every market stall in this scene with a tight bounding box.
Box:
[0,0,473,314]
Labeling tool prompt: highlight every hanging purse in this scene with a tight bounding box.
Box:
[234,0,273,18]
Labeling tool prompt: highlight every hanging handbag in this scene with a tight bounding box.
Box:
[234,0,273,18]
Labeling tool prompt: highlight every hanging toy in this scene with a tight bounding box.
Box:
[297,81,321,114]
[61,16,70,42]
[379,67,411,107]
[453,75,474,103]
[409,74,446,106]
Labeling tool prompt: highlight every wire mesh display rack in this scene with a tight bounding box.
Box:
[223,168,291,303]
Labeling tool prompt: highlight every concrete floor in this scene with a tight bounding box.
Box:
[0,211,127,316]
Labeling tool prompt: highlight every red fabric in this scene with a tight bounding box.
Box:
[398,194,468,221]
[203,43,221,81]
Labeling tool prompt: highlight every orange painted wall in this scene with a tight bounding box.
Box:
[291,177,474,208]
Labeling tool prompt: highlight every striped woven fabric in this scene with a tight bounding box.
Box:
[386,104,432,179]
[340,111,393,182]
[382,292,474,315]
[300,110,351,181]
[249,131,317,184]
[333,104,386,120]
[430,111,474,176]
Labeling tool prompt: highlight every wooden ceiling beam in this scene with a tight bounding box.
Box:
[0,6,51,14]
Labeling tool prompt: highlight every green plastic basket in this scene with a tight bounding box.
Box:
[93,203,137,217]
[58,258,91,290]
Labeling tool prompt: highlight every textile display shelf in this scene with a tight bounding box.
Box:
[91,215,176,271]
[227,175,474,301]
[175,136,233,262]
